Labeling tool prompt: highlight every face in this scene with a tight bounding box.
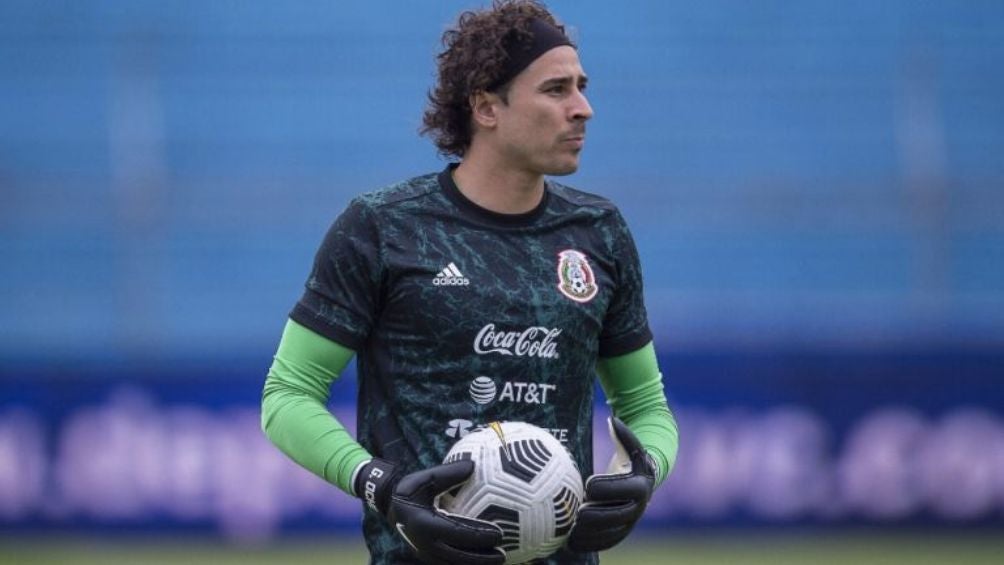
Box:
[490,46,593,176]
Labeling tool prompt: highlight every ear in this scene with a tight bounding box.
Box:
[469,90,500,129]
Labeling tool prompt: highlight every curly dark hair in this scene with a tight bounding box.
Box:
[420,0,573,158]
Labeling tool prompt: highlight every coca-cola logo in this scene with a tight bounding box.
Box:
[473,324,561,359]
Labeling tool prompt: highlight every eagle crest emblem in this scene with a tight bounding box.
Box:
[556,249,598,303]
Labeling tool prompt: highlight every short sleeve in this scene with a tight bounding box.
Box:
[598,210,653,357]
[289,198,383,351]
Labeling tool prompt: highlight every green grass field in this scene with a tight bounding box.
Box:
[3,532,1003,565]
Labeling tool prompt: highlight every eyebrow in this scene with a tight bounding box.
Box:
[538,74,589,89]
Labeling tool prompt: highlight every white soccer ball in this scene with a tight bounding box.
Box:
[439,421,584,564]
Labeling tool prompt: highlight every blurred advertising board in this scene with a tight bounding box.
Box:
[1,350,1003,540]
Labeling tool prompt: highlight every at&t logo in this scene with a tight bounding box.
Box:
[468,376,557,405]
[470,376,497,404]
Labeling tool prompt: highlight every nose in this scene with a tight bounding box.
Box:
[570,89,593,122]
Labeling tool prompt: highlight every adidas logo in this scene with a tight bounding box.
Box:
[433,262,470,286]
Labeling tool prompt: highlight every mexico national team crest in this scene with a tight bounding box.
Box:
[556,249,598,303]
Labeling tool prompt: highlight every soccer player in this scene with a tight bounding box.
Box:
[261,1,679,563]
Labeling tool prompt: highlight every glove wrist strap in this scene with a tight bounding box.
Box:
[354,457,399,516]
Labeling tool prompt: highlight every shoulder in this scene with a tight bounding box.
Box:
[546,179,623,220]
[353,172,441,211]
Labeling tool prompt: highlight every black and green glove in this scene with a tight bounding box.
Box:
[354,457,504,565]
[567,417,656,552]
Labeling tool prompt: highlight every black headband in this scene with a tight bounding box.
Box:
[489,18,573,91]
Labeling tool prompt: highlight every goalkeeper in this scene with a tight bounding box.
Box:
[262,1,679,563]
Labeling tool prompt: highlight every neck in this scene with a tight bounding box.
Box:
[452,147,545,215]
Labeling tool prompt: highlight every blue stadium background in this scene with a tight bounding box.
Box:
[2,0,1003,545]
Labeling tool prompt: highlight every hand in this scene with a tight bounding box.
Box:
[567,417,656,552]
[355,458,505,565]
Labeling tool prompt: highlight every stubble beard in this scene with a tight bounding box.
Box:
[545,150,582,176]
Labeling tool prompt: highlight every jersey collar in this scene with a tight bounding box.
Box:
[438,163,550,227]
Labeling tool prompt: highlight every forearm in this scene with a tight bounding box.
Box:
[261,319,371,495]
[598,342,679,485]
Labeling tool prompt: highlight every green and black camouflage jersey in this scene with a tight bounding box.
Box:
[291,164,652,565]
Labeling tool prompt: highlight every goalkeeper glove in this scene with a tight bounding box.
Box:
[354,457,504,565]
[567,417,656,552]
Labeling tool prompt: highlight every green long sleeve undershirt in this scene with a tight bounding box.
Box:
[261,319,368,496]
[262,319,679,495]
[598,343,679,485]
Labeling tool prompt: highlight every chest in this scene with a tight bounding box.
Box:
[376,225,615,352]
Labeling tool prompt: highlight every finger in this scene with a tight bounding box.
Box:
[574,501,644,531]
[428,541,506,565]
[423,512,504,548]
[394,505,504,563]
[567,503,639,552]
[610,417,645,460]
[610,417,657,480]
[567,521,632,552]
[583,473,652,503]
[394,460,476,504]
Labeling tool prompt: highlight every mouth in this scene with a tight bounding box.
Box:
[562,135,585,148]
